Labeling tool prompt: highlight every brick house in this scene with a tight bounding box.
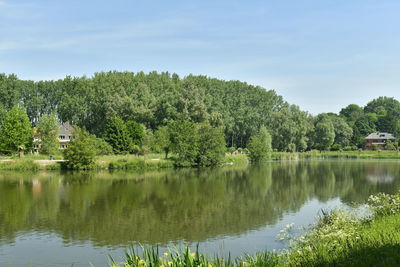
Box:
[365,132,396,149]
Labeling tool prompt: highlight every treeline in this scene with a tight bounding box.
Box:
[0,72,399,156]
[0,72,283,149]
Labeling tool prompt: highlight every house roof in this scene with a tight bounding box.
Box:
[59,122,74,136]
[365,132,396,140]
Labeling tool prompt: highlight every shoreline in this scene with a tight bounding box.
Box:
[110,192,400,267]
[0,151,400,171]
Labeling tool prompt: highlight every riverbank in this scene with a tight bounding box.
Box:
[0,153,249,170]
[0,150,399,170]
[272,150,400,160]
[110,192,400,267]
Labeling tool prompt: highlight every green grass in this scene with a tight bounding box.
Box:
[271,150,400,160]
[223,154,248,165]
[0,159,40,170]
[111,192,400,267]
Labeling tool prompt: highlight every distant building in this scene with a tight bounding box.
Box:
[365,132,396,149]
[33,122,75,153]
[58,122,74,149]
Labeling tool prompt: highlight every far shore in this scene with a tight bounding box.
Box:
[0,150,399,171]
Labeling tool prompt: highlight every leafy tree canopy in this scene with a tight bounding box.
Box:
[248,126,272,162]
[0,106,33,153]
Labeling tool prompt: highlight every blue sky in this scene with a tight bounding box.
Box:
[1,0,400,114]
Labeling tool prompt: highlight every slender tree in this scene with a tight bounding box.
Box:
[155,125,171,159]
[37,113,59,155]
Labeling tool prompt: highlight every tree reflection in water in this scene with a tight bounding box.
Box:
[0,160,399,247]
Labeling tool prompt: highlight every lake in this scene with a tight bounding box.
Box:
[0,160,399,266]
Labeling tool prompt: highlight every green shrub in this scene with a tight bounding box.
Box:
[95,138,114,155]
[330,144,342,151]
[385,141,396,151]
[227,146,236,154]
[63,128,97,169]
[343,145,353,151]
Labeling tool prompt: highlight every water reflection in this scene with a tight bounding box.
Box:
[0,160,400,249]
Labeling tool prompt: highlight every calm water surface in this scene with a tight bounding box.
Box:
[0,160,399,266]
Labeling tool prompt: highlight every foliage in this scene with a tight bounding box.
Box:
[227,147,236,154]
[0,72,284,150]
[271,104,310,152]
[330,144,342,151]
[0,159,40,170]
[196,124,226,166]
[3,72,400,152]
[104,116,134,154]
[95,137,114,155]
[367,192,400,217]
[154,125,171,159]
[339,104,364,126]
[0,106,33,153]
[312,114,335,150]
[385,141,396,151]
[110,246,279,267]
[330,115,353,147]
[107,156,173,170]
[63,128,98,169]
[36,113,59,155]
[168,120,199,166]
[248,126,272,162]
[139,128,154,155]
[126,120,145,146]
[284,192,400,266]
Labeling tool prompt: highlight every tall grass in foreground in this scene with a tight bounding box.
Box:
[110,246,279,267]
[111,192,400,267]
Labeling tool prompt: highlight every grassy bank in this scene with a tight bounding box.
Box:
[0,159,41,170]
[0,153,248,170]
[110,192,400,267]
[0,151,398,171]
[272,150,400,160]
[97,154,174,170]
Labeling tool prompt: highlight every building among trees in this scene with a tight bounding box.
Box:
[33,122,74,153]
[58,122,74,149]
[365,132,395,149]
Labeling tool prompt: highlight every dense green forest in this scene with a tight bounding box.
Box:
[0,71,399,154]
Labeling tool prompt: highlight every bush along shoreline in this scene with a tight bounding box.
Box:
[3,150,400,171]
[109,192,400,267]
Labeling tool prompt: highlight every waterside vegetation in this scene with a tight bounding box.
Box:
[1,72,400,169]
[110,191,400,267]
[2,149,400,170]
